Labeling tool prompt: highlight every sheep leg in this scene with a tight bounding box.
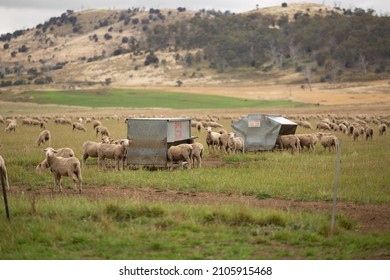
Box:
[82,153,89,167]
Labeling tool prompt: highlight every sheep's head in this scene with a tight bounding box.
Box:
[36,160,49,173]
[206,127,212,133]
[44,147,57,157]
[228,132,235,139]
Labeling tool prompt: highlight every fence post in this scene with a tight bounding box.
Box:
[0,168,10,222]
[330,139,342,234]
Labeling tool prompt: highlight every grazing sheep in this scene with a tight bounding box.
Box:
[352,126,365,141]
[301,121,313,130]
[276,135,301,154]
[36,147,75,172]
[318,133,339,152]
[339,123,348,134]
[4,122,17,133]
[92,120,102,129]
[36,130,51,146]
[296,133,318,152]
[97,139,131,171]
[0,153,10,191]
[206,127,220,152]
[365,127,373,140]
[95,125,110,137]
[191,142,204,168]
[81,141,101,166]
[167,143,193,170]
[316,122,331,131]
[379,123,387,136]
[72,122,87,132]
[43,147,82,193]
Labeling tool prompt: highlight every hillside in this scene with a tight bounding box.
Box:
[0,2,389,89]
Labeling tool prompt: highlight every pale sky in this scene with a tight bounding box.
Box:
[1,0,389,35]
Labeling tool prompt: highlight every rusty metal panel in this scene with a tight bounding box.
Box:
[231,114,297,151]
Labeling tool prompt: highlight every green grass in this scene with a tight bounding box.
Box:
[1,88,304,109]
[1,197,389,259]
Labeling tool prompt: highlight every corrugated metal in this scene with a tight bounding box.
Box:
[231,114,297,151]
[127,118,192,167]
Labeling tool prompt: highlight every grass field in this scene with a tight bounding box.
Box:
[0,91,389,260]
[0,88,305,109]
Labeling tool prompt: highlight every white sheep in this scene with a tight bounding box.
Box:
[0,153,10,191]
[43,147,82,193]
[276,135,301,154]
[81,141,101,167]
[4,122,17,133]
[92,120,102,129]
[379,123,387,136]
[206,127,220,152]
[227,132,245,154]
[97,139,131,171]
[95,125,110,137]
[365,127,373,140]
[318,133,339,152]
[191,142,204,168]
[36,147,75,172]
[72,122,87,132]
[36,130,51,146]
[167,143,193,170]
[316,122,331,131]
[296,133,318,152]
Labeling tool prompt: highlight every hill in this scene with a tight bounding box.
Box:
[0,2,389,89]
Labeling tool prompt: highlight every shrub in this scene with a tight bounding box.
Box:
[144,51,159,66]
[104,33,112,40]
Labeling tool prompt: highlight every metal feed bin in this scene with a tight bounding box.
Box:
[231,114,298,151]
[126,118,193,167]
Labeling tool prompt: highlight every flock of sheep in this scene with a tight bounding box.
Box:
[0,112,388,193]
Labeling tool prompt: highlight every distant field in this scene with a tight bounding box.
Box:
[1,89,305,109]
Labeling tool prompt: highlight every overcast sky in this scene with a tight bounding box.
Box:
[1,0,389,35]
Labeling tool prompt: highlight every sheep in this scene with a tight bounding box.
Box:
[4,122,17,133]
[206,127,220,152]
[97,139,131,171]
[36,147,75,172]
[296,133,318,152]
[365,127,373,140]
[0,153,10,191]
[276,135,301,154]
[72,122,87,132]
[81,141,101,167]
[167,143,193,170]
[92,120,102,129]
[218,131,231,154]
[191,142,204,168]
[95,125,110,137]
[316,122,331,131]
[352,126,365,141]
[227,132,245,154]
[301,121,313,130]
[379,123,387,136]
[318,133,339,152]
[43,147,82,193]
[36,130,51,146]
